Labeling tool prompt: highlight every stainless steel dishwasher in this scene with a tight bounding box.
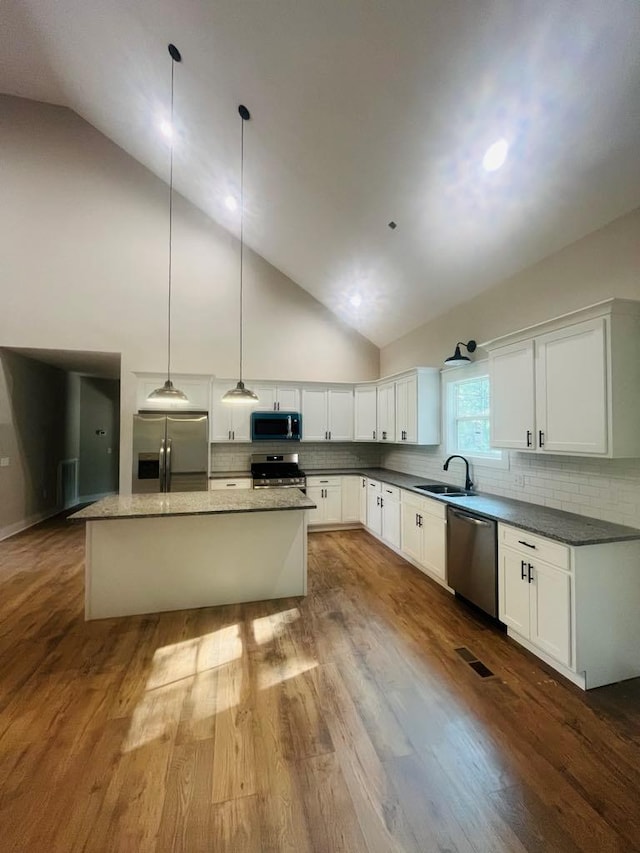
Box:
[446,506,498,618]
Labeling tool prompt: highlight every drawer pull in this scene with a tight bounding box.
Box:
[518,539,536,549]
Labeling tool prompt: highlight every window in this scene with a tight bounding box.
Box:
[443,361,506,468]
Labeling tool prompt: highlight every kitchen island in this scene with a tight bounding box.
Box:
[70,490,316,620]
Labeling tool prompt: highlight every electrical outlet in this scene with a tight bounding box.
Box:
[513,473,524,487]
[0,457,9,467]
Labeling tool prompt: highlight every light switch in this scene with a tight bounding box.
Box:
[0,457,10,467]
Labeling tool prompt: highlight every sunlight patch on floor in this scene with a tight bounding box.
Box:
[251,608,300,645]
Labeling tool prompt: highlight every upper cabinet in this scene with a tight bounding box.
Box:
[394,369,440,445]
[487,299,640,457]
[354,385,378,441]
[210,380,252,442]
[301,387,354,441]
[136,374,211,412]
[251,384,300,413]
[377,382,396,442]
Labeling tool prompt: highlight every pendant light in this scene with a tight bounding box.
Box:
[222,105,258,404]
[444,340,477,366]
[148,43,188,403]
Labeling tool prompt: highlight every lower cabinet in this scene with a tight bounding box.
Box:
[306,476,342,526]
[498,525,572,668]
[341,476,361,523]
[401,491,447,581]
[358,476,368,524]
[209,478,252,491]
[366,480,400,546]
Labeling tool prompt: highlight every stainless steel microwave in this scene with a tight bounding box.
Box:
[251,411,302,441]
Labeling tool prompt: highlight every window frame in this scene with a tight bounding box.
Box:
[442,359,509,470]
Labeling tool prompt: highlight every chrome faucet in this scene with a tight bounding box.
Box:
[443,455,474,491]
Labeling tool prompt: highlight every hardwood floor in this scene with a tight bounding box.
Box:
[1,516,640,852]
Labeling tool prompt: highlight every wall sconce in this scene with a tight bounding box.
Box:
[444,340,477,366]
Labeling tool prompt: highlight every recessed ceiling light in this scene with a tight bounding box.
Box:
[225,195,238,211]
[482,138,509,172]
[350,294,362,308]
[159,120,173,139]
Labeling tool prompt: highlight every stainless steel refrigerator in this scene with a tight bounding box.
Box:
[132,412,208,493]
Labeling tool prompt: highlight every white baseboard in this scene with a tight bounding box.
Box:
[0,507,62,542]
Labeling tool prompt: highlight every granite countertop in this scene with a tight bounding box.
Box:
[69,489,316,521]
[305,466,640,546]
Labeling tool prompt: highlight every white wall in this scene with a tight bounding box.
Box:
[0,94,379,504]
[380,207,640,374]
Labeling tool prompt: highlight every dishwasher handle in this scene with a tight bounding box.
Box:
[448,509,492,527]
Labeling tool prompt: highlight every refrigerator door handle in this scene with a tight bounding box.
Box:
[159,438,166,491]
[165,438,172,491]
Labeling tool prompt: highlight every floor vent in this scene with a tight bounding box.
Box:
[454,646,495,678]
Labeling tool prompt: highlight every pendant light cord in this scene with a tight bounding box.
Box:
[167,55,175,385]
[239,112,245,384]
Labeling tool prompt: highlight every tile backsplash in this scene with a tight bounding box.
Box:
[210,442,382,472]
[382,446,640,529]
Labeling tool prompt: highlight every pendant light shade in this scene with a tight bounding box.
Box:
[222,105,258,405]
[148,44,188,404]
[444,340,477,366]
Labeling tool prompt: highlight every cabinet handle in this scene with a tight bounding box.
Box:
[329,431,332,440]
[382,431,387,440]
[380,497,384,508]
[520,559,527,580]
[228,430,231,440]
[418,514,423,527]
[362,479,366,487]
[415,513,419,527]
[376,496,380,506]
[226,483,237,487]
[518,539,536,549]
[373,430,376,440]
[320,480,328,484]
[526,430,532,447]
[277,402,280,411]
[527,563,534,583]
[539,430,545,447]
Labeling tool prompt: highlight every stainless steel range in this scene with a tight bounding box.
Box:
[251,453,306,491]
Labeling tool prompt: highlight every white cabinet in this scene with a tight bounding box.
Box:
[489,340,535,450]
[498,521,640,689]
[210,381,252,442]
[366,479,400,547]
[377,383,395,442]
[209,478,252,491]
[301,387,354,442]
[251,384,300,413]
[488,300,640,457]
[341,476,361,523]
[401,491,447,581]
[366,479,382,536]
[380,484,401,549]
[354,385,378,441]
[306,475,342,526]
[358,476,368,524]
[498,526,571,667]
[377,369,440,445]
[136,374,211,412]
[535,320,607,454]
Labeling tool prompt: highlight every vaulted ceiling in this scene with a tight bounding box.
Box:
[3,1,640,346]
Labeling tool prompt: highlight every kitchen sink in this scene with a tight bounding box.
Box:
[414,484,476,497]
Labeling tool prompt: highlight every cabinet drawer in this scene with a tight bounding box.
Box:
[381,484,400,500]
[367,479,381,492]
[500,524,570,570]
[209,478,252,491]
[307,475,342,488]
